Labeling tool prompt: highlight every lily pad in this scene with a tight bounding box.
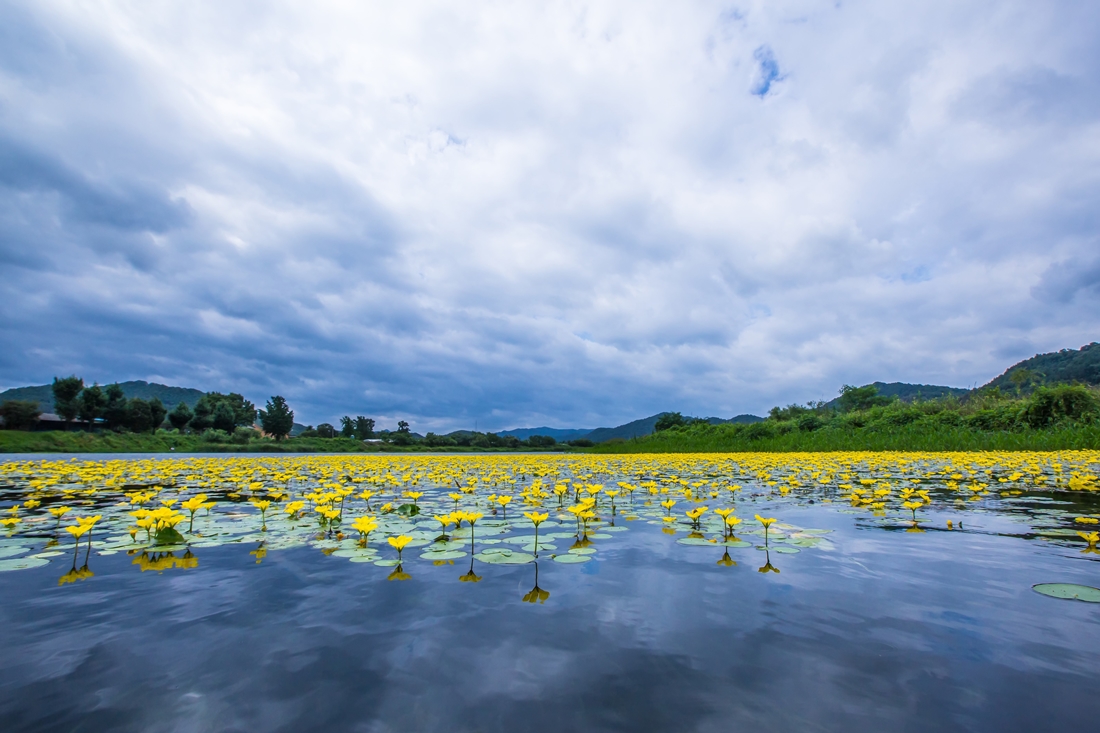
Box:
[721,540,752,548]
[677,537,716,546]
[420,549,466,561]
[373,559,400,567]
[0,556,49,571]
[474,550,535,565]
[553,553,591,564]
[568,547,597,555]
[772,546,800,554]
[0,546,29,559]
[1032,583,1100,602]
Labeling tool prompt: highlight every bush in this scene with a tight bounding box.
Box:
[568,439,595,447]
[1024,385,1100,427]
[200,429,231,444]
[232,427,256,444]
[0,400,42,430]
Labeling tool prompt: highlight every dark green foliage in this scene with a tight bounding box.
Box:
[354,416,375,439]
[837,384,893,412]
[190,392,256,432]
[397,420,411,434]
[1023,385,1100,427]
[1,400,41,430]
[654,412,687,431]
[79,385,106,425]
[424,432,457,447]
[526,434,557,447]
[1,380,204,414]
[316,423,336,438]
[258,396,294,440]
[103,383,129,430]
[51,376,83,426]
[168,402,193,431]
[126,398,155,432]
[568,438,595,447]
[149,398,167,430]
[212,403,236,433]
[340,416,355,438]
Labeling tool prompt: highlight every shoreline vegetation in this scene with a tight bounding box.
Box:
[592,384,1100,453]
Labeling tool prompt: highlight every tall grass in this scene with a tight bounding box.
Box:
[591,422,1100,454]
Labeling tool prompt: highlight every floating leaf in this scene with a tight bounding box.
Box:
[553,554,591,564]
[0,557,50,571]
[0,546,28,559]
[1032,583,1100,602]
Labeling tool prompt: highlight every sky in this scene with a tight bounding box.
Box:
[1,1,1099,432]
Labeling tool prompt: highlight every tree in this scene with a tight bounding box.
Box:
[397,420,411,434]
[103,383,129,431]
[527,435,556,448]
[51,375,84,429]
[1,400,41,430]
[148,398,167,431]
[837,384,892,413]
[356,416,375,439]
[190,392,257,431]
[126,398,154,432]
[168,402,193,431]
[316,422,336,438]
[654,412,686,431]
[212,402,236,433]
[79,384,106,427]
[259,396,294,440]
[340,416,355,438]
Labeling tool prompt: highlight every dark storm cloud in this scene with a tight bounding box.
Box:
[1,1,1098,430]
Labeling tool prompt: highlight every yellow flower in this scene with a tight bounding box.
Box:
[351,516,378,541]
[523,511,549,526]
[754,514,775,528]
[387,535,413,557]
[1075,517,1099,524]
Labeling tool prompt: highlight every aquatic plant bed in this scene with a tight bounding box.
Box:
[1,451,1098,731]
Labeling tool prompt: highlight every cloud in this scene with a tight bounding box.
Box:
[1,0,1098,430]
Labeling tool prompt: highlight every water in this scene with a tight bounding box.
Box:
[1,454,1098,732]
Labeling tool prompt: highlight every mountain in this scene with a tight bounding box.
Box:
[0,380,206,412]
[822,381,970,409]
[983,342,1100,392]
[498,427,595,441]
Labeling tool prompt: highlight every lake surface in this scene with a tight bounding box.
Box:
[1,452,1098,732]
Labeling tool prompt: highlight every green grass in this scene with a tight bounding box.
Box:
[589,422,1100,453]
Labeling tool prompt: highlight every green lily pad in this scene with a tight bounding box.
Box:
[420,549,466,560]
[721,540,752,548]
[374,559,400,567]
[0,546,28,559]
[474,550,535,565]
[1032,583,1100,602]
[553,553,591,564]
[0,556,49,571]
[677,537,716,546]
[772,546,800,554]
[32,551,66,558]
[568,547,597,555]
[520,543,556,553]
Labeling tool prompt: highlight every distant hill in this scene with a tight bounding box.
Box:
[0,380,206,412]
[823,381,969,409]
[983,342,1100,392]
[498,427,595,441]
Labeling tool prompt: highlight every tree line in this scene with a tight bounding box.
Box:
[0,376,297,441]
